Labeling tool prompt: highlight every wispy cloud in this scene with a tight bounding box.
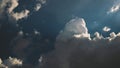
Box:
[107,1,120,14]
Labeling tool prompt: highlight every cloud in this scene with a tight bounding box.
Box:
[57,18,90,40]
[0,0,46,21]
[103,26,111,32]
[10,29,50,67]
[10,9,30,21]
[0,0,29,21]
[0,57,22,68]
[34,4,41,11]
[0,58,6,68]
[0,0,47,67]
[7,0,19,13]
[40,18,120,68]
[4,57,22,67]
[34,0,46,11]
[0,0,9,13]
[37,0,46,4]
[107,1,120,14]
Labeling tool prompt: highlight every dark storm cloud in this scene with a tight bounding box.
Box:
[40,18,120,68]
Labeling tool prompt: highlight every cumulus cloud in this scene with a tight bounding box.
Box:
[57,18,90,40]
[103,26,111,32]
[0,57,22,68]
[11,9,30,21]
[40,18,120,68]
[7,0,19,13]
[0,0,29,21]
[0,0,46,21]
[4,57,22,67]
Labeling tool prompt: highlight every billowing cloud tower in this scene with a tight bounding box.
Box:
[57,18,90,41]
[40,17,120,68]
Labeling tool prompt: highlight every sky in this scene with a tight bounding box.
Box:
[0,0,120,68]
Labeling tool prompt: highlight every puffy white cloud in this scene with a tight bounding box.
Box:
[103,26,111,32]
[57,18,90,41]
[40,18,120,68]
[4,57,22,67]
[93,32,103,40]
[64,18,88,34]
